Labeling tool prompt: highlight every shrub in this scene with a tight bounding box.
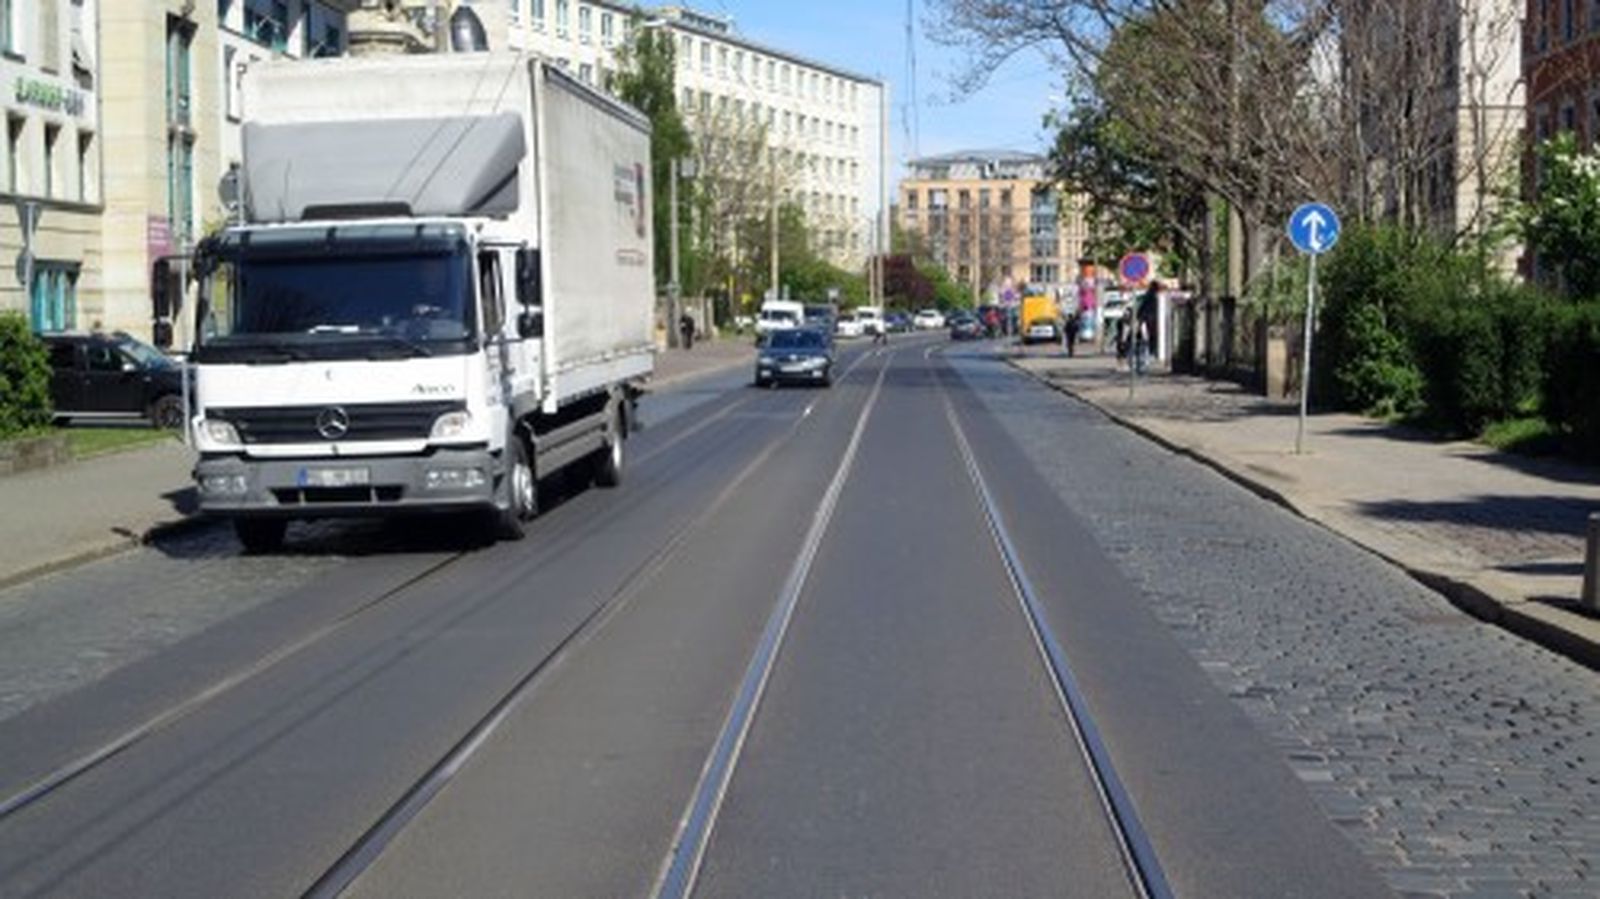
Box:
[1329,303,1424,417]
[0,313,53,438]
[1545,301,1600,460]
[1409,285,1554,435]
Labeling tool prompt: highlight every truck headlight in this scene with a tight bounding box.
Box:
[430,410,472,440]
[200,419,241,445]
[200,474,248,495]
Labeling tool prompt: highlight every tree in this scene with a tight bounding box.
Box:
[612,17,692,290]
[1513,133,1600,299]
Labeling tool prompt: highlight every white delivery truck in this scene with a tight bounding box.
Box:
[190,53,655,550]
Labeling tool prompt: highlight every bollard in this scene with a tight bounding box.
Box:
[1585,513,1600,612]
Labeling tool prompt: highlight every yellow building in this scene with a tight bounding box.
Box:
[0,0,102,332]
[897,151,1087,303]
[99,0,223,344]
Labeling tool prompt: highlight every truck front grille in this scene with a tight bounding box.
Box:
[209,401,464,444]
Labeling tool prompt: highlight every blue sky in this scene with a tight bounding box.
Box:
[693,2,1063,178]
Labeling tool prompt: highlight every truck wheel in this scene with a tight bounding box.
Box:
[494,437,537,540]
[592,414,625,488]
[235,519,287,554]
[150,394,185,430]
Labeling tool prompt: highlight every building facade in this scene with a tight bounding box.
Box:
[0,0,102,332]
[1524,0,1597,280]
[897,151,1087,303]
[489,1,888,270]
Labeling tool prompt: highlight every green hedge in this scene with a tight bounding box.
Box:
[0,312,52,438]
[1545,302,1600,460]
[1410,286,1550,435]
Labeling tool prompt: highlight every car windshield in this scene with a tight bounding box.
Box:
[767,330,827,349]
[761,310,798,323]
[197,242,473,362]
[115,335,174,369]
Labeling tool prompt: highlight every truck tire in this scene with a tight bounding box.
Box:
[150,394,185,430]
[592,411,625,488]
[493,436,537,540]
[235,519,287,553]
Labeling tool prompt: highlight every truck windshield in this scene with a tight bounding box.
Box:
[196,247,474,363]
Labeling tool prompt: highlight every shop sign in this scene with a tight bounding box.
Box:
[13,76,87,118]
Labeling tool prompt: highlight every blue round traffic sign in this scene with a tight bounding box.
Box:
[1288,203,1341,255]
[1119,252,1151,285]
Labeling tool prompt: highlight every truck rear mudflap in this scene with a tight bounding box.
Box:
[195,447,499,518]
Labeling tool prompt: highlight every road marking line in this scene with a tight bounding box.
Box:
[651,351,896,899]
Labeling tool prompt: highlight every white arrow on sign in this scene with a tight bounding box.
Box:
[1303,209,1327,252]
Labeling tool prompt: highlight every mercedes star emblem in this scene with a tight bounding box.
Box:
[316,406,351,440]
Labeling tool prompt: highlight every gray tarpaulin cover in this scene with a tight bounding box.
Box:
[243,113,526,221]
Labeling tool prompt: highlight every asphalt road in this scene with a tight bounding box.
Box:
[1,335,1592,897]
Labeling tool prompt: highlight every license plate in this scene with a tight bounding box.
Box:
[298,467,371,488]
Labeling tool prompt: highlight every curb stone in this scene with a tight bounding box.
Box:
[1008,358,1600,672]
[0,514,213,593]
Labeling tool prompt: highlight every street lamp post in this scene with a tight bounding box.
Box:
[668,156,696,349]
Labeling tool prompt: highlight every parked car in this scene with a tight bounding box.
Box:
[1024,317,1062,344]
[42,331,187,428]
[948,314,984,341]
[913,308,946,330]
[885,311,913,333]
[835,311,865,339]
[755,327,834,388]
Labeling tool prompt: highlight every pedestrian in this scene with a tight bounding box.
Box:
[1114,315,1130,369]
[678,312,696,350]
[1063,308,1081,358]
[873,316,887,346]
[1135,280,1160,374]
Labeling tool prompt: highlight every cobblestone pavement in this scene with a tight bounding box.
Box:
[950,349,1600,899]
[0,523,353,722]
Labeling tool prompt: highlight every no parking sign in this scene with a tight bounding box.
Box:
[1118,252,1151,287]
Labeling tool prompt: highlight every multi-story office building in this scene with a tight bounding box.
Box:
[0,0,102,332]
[897,151,1086,302]
[491,2,888,270]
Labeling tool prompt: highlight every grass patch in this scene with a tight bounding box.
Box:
[62,426,177,459]
[1478,416,1565,456]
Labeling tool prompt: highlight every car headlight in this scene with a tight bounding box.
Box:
[430,410,473,440]
[200,419,241,445]
[758,355,776,366]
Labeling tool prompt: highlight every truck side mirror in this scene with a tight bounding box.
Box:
[518,309,544,339]
[516,248,542,307]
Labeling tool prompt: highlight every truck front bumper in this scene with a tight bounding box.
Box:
[194,447,499,518]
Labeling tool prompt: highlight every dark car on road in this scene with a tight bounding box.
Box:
[948,313,984,341]
[755,328,834,388]
[42,332,187,428]
[885,311,913,333]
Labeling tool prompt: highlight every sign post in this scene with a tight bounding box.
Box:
[1287,202,1341,455]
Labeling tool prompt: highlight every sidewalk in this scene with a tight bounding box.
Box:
[0,342,755,590]
[650,335,753,389]
[1008,348,1600,667]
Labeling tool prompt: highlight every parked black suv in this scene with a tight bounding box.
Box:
[42,332,187,428]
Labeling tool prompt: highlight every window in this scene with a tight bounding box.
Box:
[782,64,791,92]
[600,11,613,46]
[679,35,690,66]
[169,133,195,245]
[579,62,593,84]
[0,0,16,56]
[555,0,569,36]
[1566,0,1576,40]
[531,0,545,28]
[29,264,78,334]
[734,51,744,81]
[1592,0,1600,31]
[906,191,918,210]
[166,15,194,129]
[243,0,288,52]
[509,0,520,23]
[700,41,710,72]
[41,0,60,72]
[1563,100,1577,133]
[578,5,590,42]
[314,25,340,58]
[6,115,22,193]
[766,59,775,89]
[43,124,59,198]
[77,130,93,202]
[718,46,727,78]
[682,87,692,111]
